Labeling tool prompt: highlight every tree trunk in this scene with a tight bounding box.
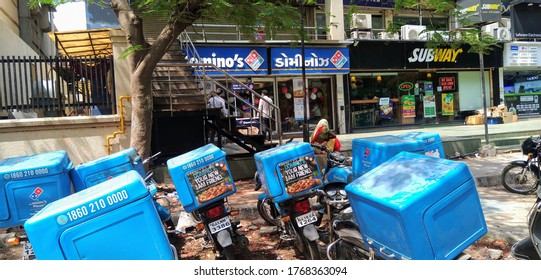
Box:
[129,72,153,162]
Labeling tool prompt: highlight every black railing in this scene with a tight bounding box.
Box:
[0,56,116,118]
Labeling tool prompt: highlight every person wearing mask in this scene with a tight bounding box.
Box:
[257,89,273,141]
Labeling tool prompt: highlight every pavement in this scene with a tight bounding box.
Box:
[225,117,541,247]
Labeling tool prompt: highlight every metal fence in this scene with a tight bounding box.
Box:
[0,56,116,118]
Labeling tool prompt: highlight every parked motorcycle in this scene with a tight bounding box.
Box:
[501,135,541,194]
[511,186,541,260]
[167,143,250,260]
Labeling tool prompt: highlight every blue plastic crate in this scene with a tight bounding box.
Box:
[24,170,174,260]
[167,144,236,213]
[254,142,323,203]
[352,135,424,178]
[0,150,73,229]
[345,151,487,260]
[70,148,146,192]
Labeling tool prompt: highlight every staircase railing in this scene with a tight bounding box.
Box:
[178,31,282,147]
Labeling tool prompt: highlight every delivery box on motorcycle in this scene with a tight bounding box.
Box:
[352,135,424,178]
[254,142,323,203]
[70,148,146,192]
[24,170,174,260]
[0,150,73,229]
[346,151,487,260]
[167,144,236,213]
[398,131,445,159]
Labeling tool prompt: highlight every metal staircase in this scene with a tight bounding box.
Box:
[150,32,282,155]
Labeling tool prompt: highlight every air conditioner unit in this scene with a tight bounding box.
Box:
[426,31,450,41]
[494,27,511,41]
[350,13,372,30]
[401,25,426,40]
[500,18,511,29]
[351,31,372,40]
[377,32,400,40]
[482,22,499,36]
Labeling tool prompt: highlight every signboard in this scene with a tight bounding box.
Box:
[511,2,541,39]
[457,0,502,26]
[504,42,541,67]
[423,95,436,118]
[270,48,350,75]
[188,46,268,76]
[402,95,416,118]
[293,78,309,121]
[439,77,456,91]
[399,82,414,92]
[442,94,455,116]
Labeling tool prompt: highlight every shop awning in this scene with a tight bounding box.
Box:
[50,28,120,58]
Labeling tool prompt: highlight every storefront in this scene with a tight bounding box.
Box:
[347,41,503,131]
[193,44,350,135]
[502,42,541,116]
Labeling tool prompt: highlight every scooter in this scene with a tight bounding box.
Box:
[510,186,541,259]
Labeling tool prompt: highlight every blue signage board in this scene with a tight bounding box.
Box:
[342,0,395,8]
[189,46,268,76]
[270,47,350,75]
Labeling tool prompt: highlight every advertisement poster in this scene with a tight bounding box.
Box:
[187,160,234,204]
[424,81,434,96]
[379,97,393,119]
[442,93,455,116]
[402,95,416,118]
[278,156,322,195]
[293,78,309,121]
[423,95,436,118]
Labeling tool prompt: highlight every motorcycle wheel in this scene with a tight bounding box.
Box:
[335,240,368,260]
[292,228,321,260]
[501,164,539,194]
[222,245,236,260]
[257,198,280,227]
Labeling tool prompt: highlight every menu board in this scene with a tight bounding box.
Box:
[187,160,234,203]
[439,77,455,91]
[279,156,322,195]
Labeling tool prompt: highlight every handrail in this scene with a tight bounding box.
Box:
[178,31,282,145]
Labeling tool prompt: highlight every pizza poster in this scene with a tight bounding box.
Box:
[278,156,322,195]
[187,160,234,204]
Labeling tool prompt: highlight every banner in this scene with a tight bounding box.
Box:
[293,78,309,121]
[423,95,436,118]
[379,97,393,120]
[442,93,455,116]
[402,95,416,118]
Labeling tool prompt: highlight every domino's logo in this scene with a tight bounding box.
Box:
[29,187,43,201]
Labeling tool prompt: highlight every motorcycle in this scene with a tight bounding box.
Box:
[253,143,352,260]
[511,186,541,260]
[188,198,250,260]
[501,135,541,194]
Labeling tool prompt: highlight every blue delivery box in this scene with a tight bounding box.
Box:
[70,148,146,192]
[254,142,323,203]
[24,170,174,260]
[0,150,73,229]
[345,151,487,260]
[352,135,424,178]
[167,144,236,213]
[398,131,445,158]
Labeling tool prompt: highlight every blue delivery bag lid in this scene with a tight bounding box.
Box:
[70,148,146,191]
[0,150,72,180]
